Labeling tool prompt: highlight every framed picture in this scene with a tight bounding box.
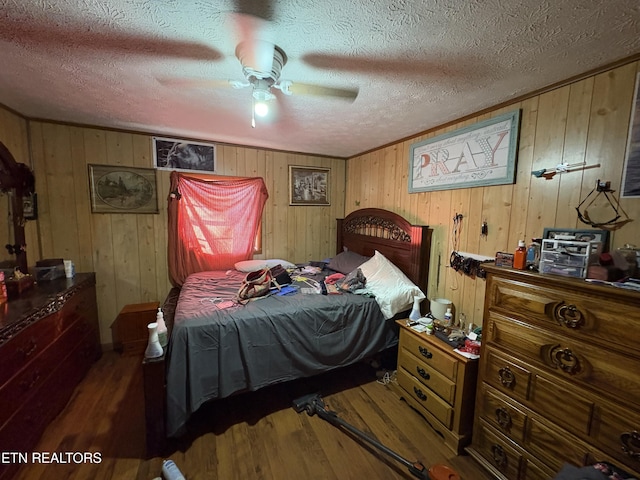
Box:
[622,72,640,198]
[22,192,37,220]
[542,228,610,251]
[408,110,521,193]
[88,164,159,214]
[152,136,215,174]
[289,166,330,206]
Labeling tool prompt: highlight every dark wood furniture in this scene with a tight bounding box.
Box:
[391,321,478,454]
[0,141,35,275]
[0,273,100,480]
[467,264,640,480]
[142,208,432,457]
[111,301,159,356]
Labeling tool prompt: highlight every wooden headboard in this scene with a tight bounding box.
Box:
[336,208,432,295]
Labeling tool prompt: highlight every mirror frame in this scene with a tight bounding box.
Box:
[0,141,35,275]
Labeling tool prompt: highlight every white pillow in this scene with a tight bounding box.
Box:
[358,251,425,319]
[234,259,296,272]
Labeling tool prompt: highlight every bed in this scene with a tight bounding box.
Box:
[143,208,432,455]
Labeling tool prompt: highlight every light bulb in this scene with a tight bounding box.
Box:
[254,101,269,117]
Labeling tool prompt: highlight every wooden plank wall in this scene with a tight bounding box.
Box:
[346,61,640,328]
[0,59,638,343]
[22,125,345,345]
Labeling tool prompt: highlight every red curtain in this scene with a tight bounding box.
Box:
[168,171,269,286]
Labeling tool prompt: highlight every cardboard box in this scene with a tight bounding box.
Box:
[111,301,160,356]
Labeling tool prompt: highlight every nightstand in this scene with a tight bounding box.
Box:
[391,320,478,454]
[111,301,159,356]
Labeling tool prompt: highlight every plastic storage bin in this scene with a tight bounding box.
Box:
[540,239,602,278]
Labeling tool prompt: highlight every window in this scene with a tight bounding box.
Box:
[167,172,269,286]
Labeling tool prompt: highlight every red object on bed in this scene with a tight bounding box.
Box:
[168,171,269,286]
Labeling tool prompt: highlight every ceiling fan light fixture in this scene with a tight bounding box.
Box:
[252,84,275,102]
[254,101,269,117]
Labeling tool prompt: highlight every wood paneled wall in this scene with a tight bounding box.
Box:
[1,60,639,343]
[346,61,640,328]
[21,124,345,344]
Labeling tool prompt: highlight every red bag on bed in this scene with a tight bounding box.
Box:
[237,268,273,303]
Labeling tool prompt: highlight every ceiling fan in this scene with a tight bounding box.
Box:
[162,37,358,127]
[232,38,358,125]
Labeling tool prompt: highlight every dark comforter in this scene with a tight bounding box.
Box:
[165,269,397,438]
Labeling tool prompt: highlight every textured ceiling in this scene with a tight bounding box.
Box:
[1,0,639,158]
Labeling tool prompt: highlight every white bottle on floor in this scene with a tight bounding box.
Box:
[162,459,186,480]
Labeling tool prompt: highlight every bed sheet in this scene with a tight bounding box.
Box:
[165,268,397,438]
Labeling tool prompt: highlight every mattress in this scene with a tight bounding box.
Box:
[165,268,398,437]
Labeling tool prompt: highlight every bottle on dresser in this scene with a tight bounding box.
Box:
[513,240,527,270]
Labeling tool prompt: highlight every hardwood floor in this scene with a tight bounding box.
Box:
[15,350,492,480]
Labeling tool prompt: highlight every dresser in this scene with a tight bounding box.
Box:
[391,321,478,454]
[467,265,640,480]
[0,273,100,480]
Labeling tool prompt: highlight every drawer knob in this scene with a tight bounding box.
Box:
[18,338,38,358]
[498,366,515,389]
[416,366,430,381]
[418,346,432,359]
[556,303,584,329]
[491,444,508,469]
[620,431,640,459]
[549,345,581,375]
[19,369,41,391]
[495,407,512,431]
[413,386,427,401]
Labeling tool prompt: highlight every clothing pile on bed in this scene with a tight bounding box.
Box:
[234,249,426,320]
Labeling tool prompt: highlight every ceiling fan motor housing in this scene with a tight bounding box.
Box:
[236,42,287,84]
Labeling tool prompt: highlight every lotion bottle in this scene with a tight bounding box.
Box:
[156,307,168,347]
[444,307,453,326]
[144,323,163,359]
[162,459,186,480]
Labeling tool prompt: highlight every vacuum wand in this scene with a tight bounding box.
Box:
[293,393,430,479]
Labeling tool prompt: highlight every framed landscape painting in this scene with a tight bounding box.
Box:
[88,164,159,214]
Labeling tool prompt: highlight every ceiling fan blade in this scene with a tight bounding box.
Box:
[301,53,477,80]
[0,18,222,61]
[284,82,358,102]
[157,78,248,90]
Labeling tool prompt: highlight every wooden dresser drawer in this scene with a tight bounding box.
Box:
[483,347,532,401]
[473,419,523,480]
[476,382,528,443]
[0,311,64,387]
[487,314,640,407]
[399,330,457,380]
[0,318,90,427]
[393,323,478,455]
[471,266,640,480]
[397,367,453,428]
[488,276,640,354]
[525,417,590,474]
[522,458,556,480]
[591,403,640,473]
[398,347,456,404]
